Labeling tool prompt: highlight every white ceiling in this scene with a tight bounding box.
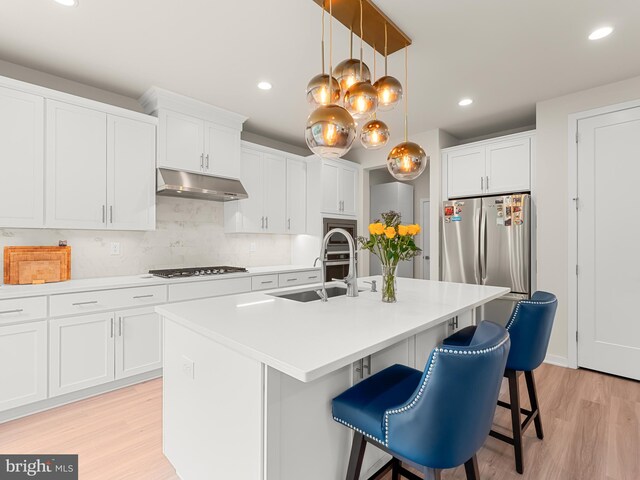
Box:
[1,0,639,148]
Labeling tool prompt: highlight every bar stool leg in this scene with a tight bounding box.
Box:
[507,369,524,474]
[525,370,544,440]
[346,433,366,480]
[391,458,401,480]
[464,454,480,480]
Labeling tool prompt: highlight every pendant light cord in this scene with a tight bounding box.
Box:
[373,43,377,119]
[384,23,388,76]
[321,4,325,74]
[328,0,333,92]
[404,45,408,143]
[359,0,364,78]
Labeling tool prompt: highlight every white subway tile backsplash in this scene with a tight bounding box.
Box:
[0,197,291,280]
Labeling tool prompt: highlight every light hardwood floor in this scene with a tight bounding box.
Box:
[0,364,638,479]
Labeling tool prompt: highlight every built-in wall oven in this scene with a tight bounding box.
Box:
[322,217,358,280]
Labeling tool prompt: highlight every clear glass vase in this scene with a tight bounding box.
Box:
[381,265,399,303]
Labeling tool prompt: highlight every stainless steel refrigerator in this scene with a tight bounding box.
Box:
[441,194,530,325]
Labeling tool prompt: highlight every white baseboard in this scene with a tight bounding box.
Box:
[544,354,570,368]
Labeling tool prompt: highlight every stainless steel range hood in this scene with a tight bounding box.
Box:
[156,168,248,202]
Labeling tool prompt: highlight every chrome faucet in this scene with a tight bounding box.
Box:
[318,228,359,302]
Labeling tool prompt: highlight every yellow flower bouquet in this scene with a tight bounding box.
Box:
[358,211,422,303]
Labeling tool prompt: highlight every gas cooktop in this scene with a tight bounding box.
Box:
[149,266,248,279]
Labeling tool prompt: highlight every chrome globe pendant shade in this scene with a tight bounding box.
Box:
[344,0,378,121]
[305,0,356,159]
[374,24,403,111]
[333,28,370,96]
[360,46,390,150]
[387,46,427,180]
[306,5,341,108]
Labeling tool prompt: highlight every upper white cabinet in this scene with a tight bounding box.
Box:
[444,131,534,199]
[0,87,44,228]
[140,87,246,179]
[46,101,108,229]
[45,100,156,230]
[286,158,307,234]
[321,159,359,217]
[107,115,156,231]
[225,142,307,234]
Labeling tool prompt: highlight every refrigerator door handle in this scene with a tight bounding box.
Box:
[480,203,488,284]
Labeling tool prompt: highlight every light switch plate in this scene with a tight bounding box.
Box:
[250,242,257,253]
[182,356,195,380]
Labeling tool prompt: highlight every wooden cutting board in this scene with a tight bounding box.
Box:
[4,246,71,285]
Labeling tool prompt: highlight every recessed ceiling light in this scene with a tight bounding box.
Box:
[458,98,473,107]
[54,0,78,6]
[257,81,272,91]
[589,26,613,40]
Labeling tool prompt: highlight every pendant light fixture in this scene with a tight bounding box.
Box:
[344,0,378,121]
[306,3,341,108]
[360,45,390,150]
[333,28,371,97]
[387,46,427,180]
[305,0,356,158]
[374,24,403,111]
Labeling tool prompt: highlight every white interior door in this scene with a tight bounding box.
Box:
[577,106,640,380]
[421,199,431,279]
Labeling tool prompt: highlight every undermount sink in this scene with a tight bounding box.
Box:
[270,286,363,303]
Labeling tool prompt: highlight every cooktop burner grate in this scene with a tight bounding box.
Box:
[149,266,248,278]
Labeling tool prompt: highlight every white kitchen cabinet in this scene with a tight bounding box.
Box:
[447,146,486,199]
[204,122,241,179]
[286,158,307,233]
[115,307,162,380]
[49,312,115,397]
[444,132,534,199]
[160,110,204,174]
[0,87,44,228]
[45,100,108,229]
[321,159,359,216]
[485,137,531,194]
[46,100,156,231]
[263,153,287,233]
[107,115,156,230]
[0,321,47,412]
[226,143,302,234]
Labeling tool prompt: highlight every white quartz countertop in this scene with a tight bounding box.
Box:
[0,265,320,300]
[156,277,509,382]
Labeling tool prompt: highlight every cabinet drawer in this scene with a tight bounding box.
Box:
[168,277,252,302]
[0,296,47,325]
[251,274,278,291]
[278,270,321,288]
[50,285,167,317]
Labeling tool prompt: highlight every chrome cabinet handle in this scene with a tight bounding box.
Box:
[109,205,113,224]
[72,301,98,306]
[102,205,106,223]
[133,294,154,299]
[260,280,274,285]
[307,275,318,280]
[0,309,23,315]
[261,216,264,229]
[265,217,269,229]
[481,177,484,191]
[486,176,489,190]
[119,317,123,337]
[288,218,291,230]
[110,317,114,338]
[200,153,204,170]
[205,154,210,169]
[287,278,298,282]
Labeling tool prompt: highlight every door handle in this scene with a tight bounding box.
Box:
[119,317,123,337]
[481,177,484,191]
[72,300,98,306]
[261,216,264,229]
[265,217,269,229]
[102,205,106,223]
[110,317,114,338]
[200,153,204,170]
[480,206,487,283]
[205,154,210,170]
[109,205,113,224]
[0,309,23,315]
[133,294,154,299]
[486,176,489,190]
[288,218,291,230]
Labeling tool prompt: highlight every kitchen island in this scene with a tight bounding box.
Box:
[156,277,508,480]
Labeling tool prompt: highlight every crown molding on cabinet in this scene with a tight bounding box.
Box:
[139,87,248,131]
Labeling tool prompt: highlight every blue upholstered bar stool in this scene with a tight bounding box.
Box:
[332,321,510,480]
[444,291,558,474]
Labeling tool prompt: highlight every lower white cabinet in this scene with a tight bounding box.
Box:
[0,321,47,411]
[115,307,162,380]
[50,312,116,397]
[50,308,163,396]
